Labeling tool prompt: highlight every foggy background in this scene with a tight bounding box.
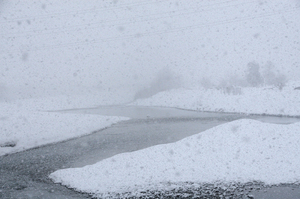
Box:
[1,0,300,103]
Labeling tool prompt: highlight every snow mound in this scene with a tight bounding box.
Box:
[50,119,300,197]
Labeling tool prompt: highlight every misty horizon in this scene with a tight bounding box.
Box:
[1,0,300,102]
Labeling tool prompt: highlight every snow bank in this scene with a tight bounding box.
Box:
[0,100,129,156]
[132,82,300,116]
[50,119,300,197]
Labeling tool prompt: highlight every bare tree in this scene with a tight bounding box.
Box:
[246,62,263,87]
[262,61,286,89]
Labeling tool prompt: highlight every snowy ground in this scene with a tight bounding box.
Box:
[0,94,129,156]
[3,81,300,197]
[50,119,300,198]
[48,82,300,198]
[132,81,300,117]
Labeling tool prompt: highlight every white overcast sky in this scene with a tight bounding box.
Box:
[1,0,300,98]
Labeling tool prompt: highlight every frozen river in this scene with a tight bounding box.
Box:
[1,106,300,198]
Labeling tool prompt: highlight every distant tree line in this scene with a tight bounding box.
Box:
[200,61,287,95]
[246,61,286,89]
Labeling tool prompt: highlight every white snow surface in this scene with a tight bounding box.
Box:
[0,96,129,156]
[50,119,300,197]
[132,82,300,116]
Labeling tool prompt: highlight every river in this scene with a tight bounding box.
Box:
[1,105,300,198]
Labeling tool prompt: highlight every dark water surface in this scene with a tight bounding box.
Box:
[1,106,300,198]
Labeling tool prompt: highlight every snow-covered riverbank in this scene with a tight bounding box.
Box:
[0,95,129,156]
[2,81,300,198]
[132,81,300,117]
[48,82,300,198]
[50,119,300,198]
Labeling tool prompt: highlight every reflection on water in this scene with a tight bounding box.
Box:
[60,105,230,119]
[61,105,300,124]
